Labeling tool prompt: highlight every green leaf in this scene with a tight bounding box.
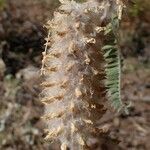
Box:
[102,42,122,111]
[102,45,115,51]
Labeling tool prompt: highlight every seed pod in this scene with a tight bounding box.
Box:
[41,0,123,149]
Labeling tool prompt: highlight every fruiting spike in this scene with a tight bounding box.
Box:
[75,88,82,98]
[78,135,85,146]
[45,126,63,140]
[61,142,68,150]
[41,0,123,149]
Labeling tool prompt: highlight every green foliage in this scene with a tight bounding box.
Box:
[129,0,150,17]
[129,0,143,16]
[102,16,122,111]
[102,44,122,110]
[0,0,5,10]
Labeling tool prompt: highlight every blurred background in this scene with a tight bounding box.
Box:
[0,0,149,149]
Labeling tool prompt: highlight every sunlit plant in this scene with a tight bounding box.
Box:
[40,0,124,149]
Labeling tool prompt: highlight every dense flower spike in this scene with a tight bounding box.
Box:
[41,0,123,149]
